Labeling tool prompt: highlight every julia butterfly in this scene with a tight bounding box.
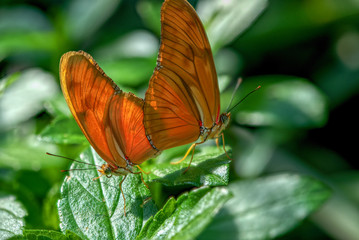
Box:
[59,0,232,216]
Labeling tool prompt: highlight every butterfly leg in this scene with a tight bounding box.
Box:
[93,173,104,181]
[221,133,232,160]
[215,137,220,150]
[182,144,197,174]
[170,143,196,165]
[136,165,151,175]
[133,171,150,189]
[119,175,127,217]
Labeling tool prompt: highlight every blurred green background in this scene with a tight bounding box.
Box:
[0,0,358,239]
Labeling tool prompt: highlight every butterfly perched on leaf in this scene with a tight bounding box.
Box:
[59,0,233,216]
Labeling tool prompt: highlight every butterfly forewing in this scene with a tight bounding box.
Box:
[60,51,121,168]
[60,51,157,169]
[144,0,220,151]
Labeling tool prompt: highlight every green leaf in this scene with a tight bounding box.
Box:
[0,193,28,239]
[42,183,61,230]
[137,186,232,240]
[65,0,122,42]
[0,68,59,131]
[145,146,231,187]
[58,147,157,240]
[38,117,87,144]
[0,5,51,33]
[0,32,57,58]
[12,229,82,240]
[137,0,162,36]
[0,134,65,170]
[198,0,268,52]
[233,76,328,128]
[100,57,156,87]
[198,174,331,240]
[44,94,71,117]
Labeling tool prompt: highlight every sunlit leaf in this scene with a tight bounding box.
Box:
[0,194,28,239]
[198,0,267,52]
[137,186,232,240]
[58,147,157,240]
[145,146,231,187]
[100,57,155,87]
[11,229,82,240]
[198,174,331,240]
[44,94,71,117]
[0,68,59,131]
[0,134,64,170]
[94,30,159,59]
[65,0,122,41]
[38,117,87,145]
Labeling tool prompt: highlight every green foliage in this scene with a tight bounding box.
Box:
[145,146,231,187]
[0,194,27,239]
[198,174,331,240]
[137,187,232,240]
[1,0,358,239]
[58,148,157,240]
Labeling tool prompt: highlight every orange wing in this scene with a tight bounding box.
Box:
[60,51,156,168]
[104,92,158,165]
[144,0,220,150]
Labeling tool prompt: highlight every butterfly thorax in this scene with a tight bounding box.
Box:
[199,112,231,142]
[98,164,133,177]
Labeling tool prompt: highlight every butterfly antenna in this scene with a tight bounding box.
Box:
[227,85,261,113]
[61,168,97,172]
[226,78,243,112]
[46,152,101,168]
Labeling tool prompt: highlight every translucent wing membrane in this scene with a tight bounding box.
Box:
[60,51,121,167]
[105,92,158,165]
[144,0,220,150]
[60,51,156,168]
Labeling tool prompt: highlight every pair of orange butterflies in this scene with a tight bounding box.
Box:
[60,0,231,214]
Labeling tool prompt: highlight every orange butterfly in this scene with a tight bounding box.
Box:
[59,0,235,216]
[59,51,159,216]
[144,0,231,171]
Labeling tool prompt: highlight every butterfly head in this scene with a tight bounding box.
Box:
[207,112,231,140]
[98,164,133,178]
[217,112,231,134]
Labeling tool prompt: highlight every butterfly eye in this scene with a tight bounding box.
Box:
[220,114,228,124]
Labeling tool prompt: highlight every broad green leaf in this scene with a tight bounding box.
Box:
[0,5,51,33]
[94,30,159,59]
[11,229,82,240]
[0,32,56,58]
[137,186,232,240]
[137,0,162,36]
[58,147,157,240]
[100,57,156,87]
[0,134,64,170]
[65,0,121,42]
[233,76,328,128]
[0,194,28,239]
[44,94,71,117]
[0,68,59,131]
[42,183,61,230]
[145,146,231,187]
[0,72,20,97]
[198,0,267,52]
[198,174,331,240]
[38,117,87,144]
